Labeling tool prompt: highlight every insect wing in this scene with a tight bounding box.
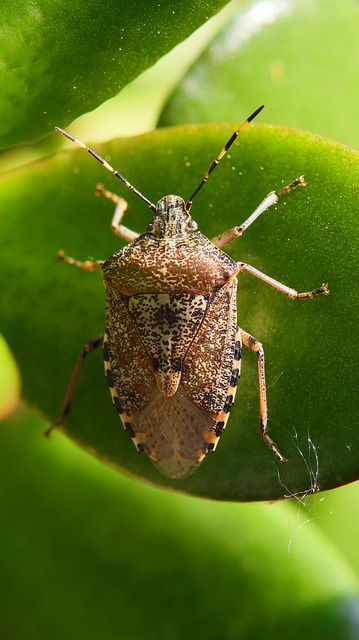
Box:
[131,387,214,479]
[104,286,155,416]
[130,279,241,478]
[182,278,241,447]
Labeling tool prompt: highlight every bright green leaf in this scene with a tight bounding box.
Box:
[1,123,358,500]
[0,0,228,149]
[0,334,21,419]
[159,0,359,148]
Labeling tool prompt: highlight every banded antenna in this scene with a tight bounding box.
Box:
[185,104,264,211]
[56,104,264,215]
[55,127,157,212]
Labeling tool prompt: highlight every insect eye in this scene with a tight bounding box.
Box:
[187,220,198,231]
[147,223,155,233]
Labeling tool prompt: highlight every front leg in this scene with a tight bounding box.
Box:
[212,176,306,248]
[96,184,139,243]
[237,262,330,299]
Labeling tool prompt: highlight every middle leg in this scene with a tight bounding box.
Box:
[237,263,329,299]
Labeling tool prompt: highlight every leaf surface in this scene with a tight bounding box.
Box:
[0,0,228,148]
[1,123,358,500]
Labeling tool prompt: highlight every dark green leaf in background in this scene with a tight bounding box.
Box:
[0,0,228,149]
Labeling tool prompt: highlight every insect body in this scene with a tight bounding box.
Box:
[51,106,329,479]
[101,194,241,479]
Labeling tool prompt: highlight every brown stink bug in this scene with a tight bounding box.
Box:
[49,105,329,479]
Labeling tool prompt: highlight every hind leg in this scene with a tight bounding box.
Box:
[240,328,287,464]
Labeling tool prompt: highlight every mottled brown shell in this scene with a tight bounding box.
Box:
[102,195,241,478]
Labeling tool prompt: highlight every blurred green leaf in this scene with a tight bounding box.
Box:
[0,0,228,149]
[315,482,359,578]
[0,334,21,419]
[1,407,359,640]
[159,0,359,147]
[1,123,358,499]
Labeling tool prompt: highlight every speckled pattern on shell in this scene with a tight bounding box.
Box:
[102,196,242,479]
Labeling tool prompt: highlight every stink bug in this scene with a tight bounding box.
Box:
[50,105,329,479]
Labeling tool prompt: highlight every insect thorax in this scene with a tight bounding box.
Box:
[148,195,197,239]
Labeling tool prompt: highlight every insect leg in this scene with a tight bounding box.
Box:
[45,334,104,436]
[95,184,139,242]
[57,249,104,271]
[240,328,287,464]
[237,262,329,299]
[212,176,306,248]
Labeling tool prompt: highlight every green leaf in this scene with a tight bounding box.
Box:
[159,0,359,148]
[0,0,228,149]
[0,334,21,419]
[1,123,358,500]
[1,407,359,640]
